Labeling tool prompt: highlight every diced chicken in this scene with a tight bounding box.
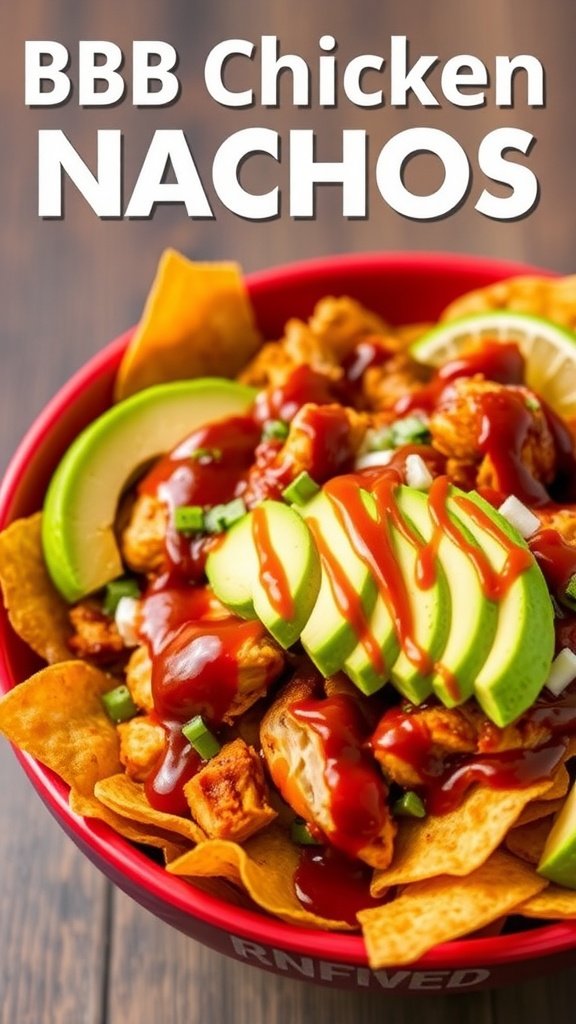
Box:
[125,646,154,712]
[117,714,165,782]
[536,507,576,547]
[239,296,388,389]
[184,737,277,842]
[261,674,395,869]
[121,493,167,575]
[225,632,285,722]
[372,701,558,789]
[68,602,125,662]
[307,296,389,360]
[146,624,285,725]
[429,378,556,491]
[281,402,369,479]
[363,353,431,412]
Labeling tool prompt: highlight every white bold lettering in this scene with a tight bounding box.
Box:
[132,41,180,106]
[38,129,121,216]
[476,128,538,220]
[289,129,367,217]
[25,41,71,105]
[495,55,545,107]
[212,128,279,219]
[343,55,385,107]
[376,128,470,219]
[261,35,310,106]
[125,130,212,217]
[78,41,124,106]
[390,36,439,106]
[441,55,488,107]
[204,39,255,107]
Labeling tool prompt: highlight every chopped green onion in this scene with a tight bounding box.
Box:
[190,447,222,463]
[525,395,540,412]
[102,577,141,617]
[564,574,576,610]
[393,791,426,819]
[262,419,289,441]
[204,497,247,534]
[282,471,320,506]
[174,505,205,534]
[366,426,394,452]
[102,684,138,723]
[391,416,431,446]
[291,819,322,845]
[182,715,221,760]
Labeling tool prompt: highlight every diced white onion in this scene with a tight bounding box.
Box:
[405,453,434,491]
[545,648,576,697]
[497,495,540,539]
[354,449,395,471]
[114,597,141,648]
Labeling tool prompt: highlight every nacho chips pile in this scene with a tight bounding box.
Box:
[2,253,576,970]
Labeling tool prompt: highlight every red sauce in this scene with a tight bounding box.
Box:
[396,341,525,415]
[252,505,294,620]
[475,388,550,506]
[290,693,390,858]
[340,337,394,405]
[139,415,261,583]
[324,472,432,676]
[141,585,228,654]
[252,365,338,425]
[543,402,576,502]
[371,699,576,816]
[306,514,385,674]
[294,846,385,926]
[452,493,533,599]
[292,404,355,481]
[151,618,264,724]
[144,721,201,817]
[530,528,576,596]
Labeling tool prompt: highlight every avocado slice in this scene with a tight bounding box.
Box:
[42,378,256,602]
[395,485,498,706]
[206,499,321,650]
[387,497,451,705]
[538,782,576,888]
[447,489,554,727]
[342,486,450,704]
[298,490,377,677]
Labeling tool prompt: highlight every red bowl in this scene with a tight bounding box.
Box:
[2,250,576,995]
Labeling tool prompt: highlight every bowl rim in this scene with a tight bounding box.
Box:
[2,248,576,970]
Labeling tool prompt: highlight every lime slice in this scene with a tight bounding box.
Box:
[410,311,576,418]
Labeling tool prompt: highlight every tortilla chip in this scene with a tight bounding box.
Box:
[505,817,553,865]
[371,780,554,895]
[0,661,121,794]
[115,250,262,400]
[167,825,354,930]
[515,798,565,828]
[94,773,205,844]
[69,789,189,850]
[359,852,547,968]
[440,274,576,325]
[540,764,571,800]
[0,513,72,663]
[519,885,576,919]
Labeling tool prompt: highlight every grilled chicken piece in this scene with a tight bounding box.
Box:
[184,737,277,841]
[143,624,285,725]
[239,296,387,389]
[117,715,165,782]
[281,402,369,478]
[121,493,167,575]
[125,646,154,713]
[372,702,558,789]
[429,378,556,491]
[261,674,395,869]
[363,353,431,413]
[68,602,125,662]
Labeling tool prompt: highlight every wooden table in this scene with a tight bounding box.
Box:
[2,1,576,1021]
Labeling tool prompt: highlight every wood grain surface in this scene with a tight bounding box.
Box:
[2,1,576,1021]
